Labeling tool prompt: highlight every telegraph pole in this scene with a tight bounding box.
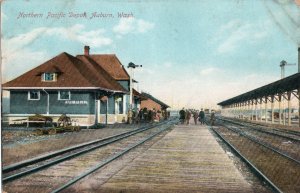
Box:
[127,62,142,124]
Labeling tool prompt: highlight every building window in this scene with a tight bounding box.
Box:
[28,91,40,100]
[58,91,71,100]
[42,73,57,82]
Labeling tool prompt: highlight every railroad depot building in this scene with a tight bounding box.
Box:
[141,92,169,111]
[2,46,145,125]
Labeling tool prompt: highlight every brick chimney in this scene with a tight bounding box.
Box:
[84,46,90,56]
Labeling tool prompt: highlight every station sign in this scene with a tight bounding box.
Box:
[65,100,88,105]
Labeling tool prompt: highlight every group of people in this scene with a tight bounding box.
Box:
[128,108,170,124]
[179,108,215,126]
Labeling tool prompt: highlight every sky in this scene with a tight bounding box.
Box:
[1,0,300,109]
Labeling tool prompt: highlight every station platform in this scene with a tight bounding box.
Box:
[98,123,255,193]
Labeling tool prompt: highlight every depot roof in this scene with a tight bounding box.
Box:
[77,54,130,81]
[3,52,127,93]
[218,72,300,106]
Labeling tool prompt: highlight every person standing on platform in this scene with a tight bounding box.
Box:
[210,111,216,126]
[148,109,153,123]
[193,110,199,125]
[186,110,191,125]
[199,109,205,125]
[135,108,141,124]
[179,108,186,124]
[128,109,133,124]
[142,108,148,123]
[152,108,157,122]
[138,109,143,123]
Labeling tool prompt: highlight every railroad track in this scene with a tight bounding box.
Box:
[218,117,300,142]
[3,119,178,193]
[210,122,300,193]
[217,118,300,162]
[237,119,300,135]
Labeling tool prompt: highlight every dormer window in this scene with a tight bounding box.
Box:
[42,73,57,82]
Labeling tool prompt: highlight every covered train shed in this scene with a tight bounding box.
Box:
[218,72,300,127]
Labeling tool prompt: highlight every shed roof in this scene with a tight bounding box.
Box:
[218,72,300,106]
[133,89,147,100]
[141,92,170,108]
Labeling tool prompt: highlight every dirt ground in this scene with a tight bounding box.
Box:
[2,124,143,166]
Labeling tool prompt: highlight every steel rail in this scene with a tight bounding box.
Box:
[221,123,300,165]
[50,121,176,193]
[209,126,283,193]
[3,124,149,173]
[3,120,173,183]
[245,121,300,137]
[234,119,300,136]
[242,121,300,138]
[221,117,300,137]
[218,117,300,142]
[3,120,173,173]
[273,128,300,136]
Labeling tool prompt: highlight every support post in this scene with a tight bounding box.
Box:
[247,101,250,120]
[244,102,247,119]
[299,88,300,127]
[288,92,291,126]
[265,96,268,123]
[260,98,263,122]
[279,94,282,125]
[283,94,286,125]
[250,100,253,120]
[240,103,243,119]
[271,95,274,124]
[239,103,242,119]
[251,100,253,120]
[255,99,258,121]
[234,104,236,118]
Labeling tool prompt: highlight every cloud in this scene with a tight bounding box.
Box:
[216,20,268,54]
[2,49,48,82]
[2,24,112,81]
[43,24,112,48]
[113,18,154,36]
[4,24,112,51]
[113,18,135,35]
[2,28,50,82]
[72,27,112,48]
[219,19,242,34]
[136,19,155,33]
[199,67,220,75]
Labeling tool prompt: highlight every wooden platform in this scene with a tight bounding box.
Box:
[99,123,255,193]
